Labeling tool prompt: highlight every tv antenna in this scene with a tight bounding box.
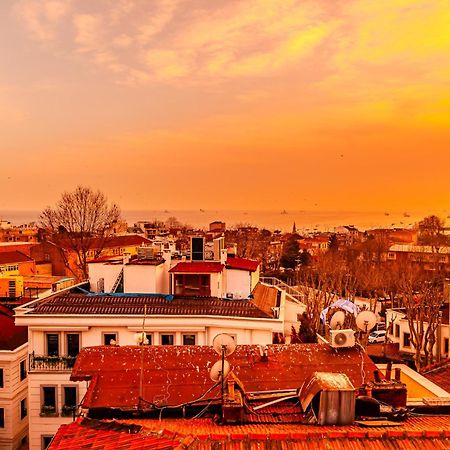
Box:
[356,310,377,333]
[212,334,236,406]
[330,311,346,330]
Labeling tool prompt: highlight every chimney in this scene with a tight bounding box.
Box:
[385,362,392,381]
[394,368,401,382]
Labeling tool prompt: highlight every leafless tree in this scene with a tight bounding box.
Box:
[396,263,445,370]
[40,186,121,280]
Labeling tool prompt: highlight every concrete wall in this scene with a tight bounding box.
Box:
[88,263,122,293]
[226,269,251,299]
[124,265,158,293]
[0,344,29,450]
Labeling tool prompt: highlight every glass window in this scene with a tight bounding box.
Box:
[403,332,411,347]
[46,334,59,356]
[62,386,77,416]
[444,338,449,355]
[145,334,152,345]
[182,334,196,345]
[42,435,54,450]
[395,324,400,338]
[20,398,27,419]
[103,333,117,345]
[0,369,3,388]
[0,408,4,428]
[41,387,57,415]
[66,334,80,357]
[161,334,174,345]
[20,360,27,381]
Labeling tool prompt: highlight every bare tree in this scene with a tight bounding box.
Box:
[397,263,445,370]
[40,186,121,280]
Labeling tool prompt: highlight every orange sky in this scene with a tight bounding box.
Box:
[1,0,449,214]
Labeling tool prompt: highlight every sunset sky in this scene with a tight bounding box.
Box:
[1,0,449,214]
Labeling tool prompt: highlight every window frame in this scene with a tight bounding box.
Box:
[20,359,27,381]
[65,333,81,357]
[41,435,54,450]
[61,384,78,416]
[20,398,27,420]
[0,368,3,388]
[40,385,58,417]
[102,332,118,346]
[403,332,411,348]
[161,334,174,346]
[182,334,196,345]
[0,408,4,428]
[45,333,60,357]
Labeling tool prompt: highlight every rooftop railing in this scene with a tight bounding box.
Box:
[29,352,77,372]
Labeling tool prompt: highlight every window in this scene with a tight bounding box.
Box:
[182,334,196,345]
[66,334,80,357]
[20,398,27,419]
[403,332,411,348]
[20,360,27,381]
[46,334,59,356]
[0,408,4,428]
[444,338,449,355]
[174,274,211,296]
[161,334,174,345]
[41,386,57,415]
[0,369,3,388]
[395,324,400,338]
[145,334,152,345]
[42,435,54,450]
[62,386,78,416]
[103,333,117,346]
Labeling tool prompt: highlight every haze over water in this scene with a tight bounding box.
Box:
[2,209,446,233]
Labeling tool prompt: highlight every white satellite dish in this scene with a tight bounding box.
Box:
[209,359,230,382]
[212,333,236,356]
[356,310,377,332]
[330,311,346,330]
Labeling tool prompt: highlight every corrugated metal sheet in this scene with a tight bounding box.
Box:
[71,344,376,410]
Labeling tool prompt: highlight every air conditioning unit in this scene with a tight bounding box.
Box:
[330,329,355,348]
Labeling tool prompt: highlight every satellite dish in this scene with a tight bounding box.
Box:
[212,333,236,356]
[209,359,230,382]
[356,310,377,332]
[330,311,346,330]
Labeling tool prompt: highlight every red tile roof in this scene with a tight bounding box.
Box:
[0,305,28,350]
[421,359,450,394]
[71,344,377,411]
[226,257,260,272]
[120,416,450,449]
[27,293,271,318]
[49,417,180,449]
[169,262,224,273]
[0,250,33,265]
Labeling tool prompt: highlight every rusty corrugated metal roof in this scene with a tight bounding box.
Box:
[71,344,377,410]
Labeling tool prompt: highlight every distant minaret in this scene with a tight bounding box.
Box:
[292,222,297,233]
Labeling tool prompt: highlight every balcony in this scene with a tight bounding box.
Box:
[29,352,77,372]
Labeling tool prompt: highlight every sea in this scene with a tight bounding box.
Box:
[0,209,442,232]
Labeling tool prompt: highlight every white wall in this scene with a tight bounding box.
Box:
[225,269,251,299]
[124,265,158,293]
[88,263,122,293]
[0,344,29,450]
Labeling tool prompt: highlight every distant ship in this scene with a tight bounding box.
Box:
[403,212,410,218]
[281,210,288,215]
[384,212,390,216]
[164,210,170,213]
[200,209,205,213]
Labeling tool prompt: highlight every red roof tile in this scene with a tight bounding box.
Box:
[71,344,377,410]
[0,250,33,265]
[49,418,180,450]
[226,257,260,272]
[118,416,450,449]
[28,293,270,318]
[169,262,224,273]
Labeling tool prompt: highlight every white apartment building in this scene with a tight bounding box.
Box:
[0,306,29,450]
[15,278,305,450]
[386,307,450,361]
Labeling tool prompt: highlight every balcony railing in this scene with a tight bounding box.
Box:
[29,352,77,371]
